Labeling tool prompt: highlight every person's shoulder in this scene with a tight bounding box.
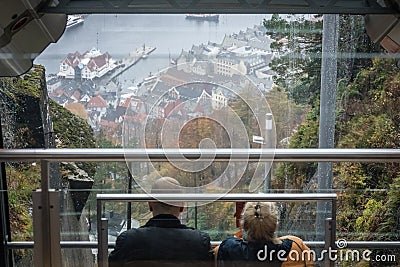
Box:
[279,235,310,251]
[280,235,304,244]
[184,228,212,246]
[181,224,210,235]
[220,236,244,249]
[222,236,242,242]
[198,229,211,240]
[218,236,246,261]
[279,235,303,242]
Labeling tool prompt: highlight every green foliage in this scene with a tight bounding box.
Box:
[229,88,263,145]
[265,85,307,145]
[51,100,96,149]
[339,115,398,149]
[96,130,119,148]
[263,14,288,39]
[264,14,323,105]
[15,65,46,98]
[335,58,400,242]
[6,163,41,240]
[187,202,236,240]
[273,105,319,191]
[50,99,96,176]
[266,14,399,247]
[379,176,400,238]
[337,15,380,81]
[355,199,385,239]
[335,163,370,235]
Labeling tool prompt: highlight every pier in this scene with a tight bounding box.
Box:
[102,45,156,85]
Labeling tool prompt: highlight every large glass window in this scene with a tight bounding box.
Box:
[1,12,399,266]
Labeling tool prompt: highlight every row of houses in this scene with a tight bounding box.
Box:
[173,24,276,90]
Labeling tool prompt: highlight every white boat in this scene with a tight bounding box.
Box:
[141,44,151,59]
[185,14,219,22]
[66,15,84,29]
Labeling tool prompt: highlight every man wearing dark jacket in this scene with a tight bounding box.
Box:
[108,177,213,267]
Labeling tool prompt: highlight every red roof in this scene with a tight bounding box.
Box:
[62,51,111,70]
[87,53,109,71]
[63,51,83,68]
[121,98,132,108]
[87,95,107,108]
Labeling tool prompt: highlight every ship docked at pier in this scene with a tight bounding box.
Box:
[185,14,219,22]
[66,15,85,29]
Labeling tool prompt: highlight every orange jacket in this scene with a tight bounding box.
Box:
[215,231,314,267]
[279,235,314,267]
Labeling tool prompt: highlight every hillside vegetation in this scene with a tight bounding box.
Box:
[266,14,399,265]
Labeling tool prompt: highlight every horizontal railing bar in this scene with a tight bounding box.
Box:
[7,240,400,249]
[0,148,400,162]
[96,193,338,202]
[344,241,400,248]
[5,241,113,249]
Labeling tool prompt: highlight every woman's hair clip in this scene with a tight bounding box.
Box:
[254,203,263,219]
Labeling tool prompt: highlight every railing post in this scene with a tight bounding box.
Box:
[97,218,108,267]
[324,218,334,267]
[32,190,61,267]
[0,160,12,267]
[264,113,273,193]
[331,199,337,242]
[100,218,109,267]
[33,160,62,267]
[97,198,109,267]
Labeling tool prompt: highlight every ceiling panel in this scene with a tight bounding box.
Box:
[40,0,398,14]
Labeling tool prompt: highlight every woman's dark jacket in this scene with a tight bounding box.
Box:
[217,235,314,267]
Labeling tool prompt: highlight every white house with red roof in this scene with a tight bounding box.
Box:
[87,95,108,116]
[58,48,118,80]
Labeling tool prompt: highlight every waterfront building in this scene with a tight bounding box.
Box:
[214,53,247,77]
[58,48,118,80]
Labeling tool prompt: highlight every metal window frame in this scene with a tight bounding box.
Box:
[1,1,400,266]
[40,0,399,14]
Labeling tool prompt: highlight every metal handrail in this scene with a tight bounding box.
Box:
[0,148,400,162]
[96,193,338,202]
[6,240,400,249]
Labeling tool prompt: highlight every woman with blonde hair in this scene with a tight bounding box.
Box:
[216,202,314,267]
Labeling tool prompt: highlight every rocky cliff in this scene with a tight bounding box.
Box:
[0,65,96,266]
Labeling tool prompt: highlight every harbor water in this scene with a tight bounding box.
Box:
[35,14,270,87]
